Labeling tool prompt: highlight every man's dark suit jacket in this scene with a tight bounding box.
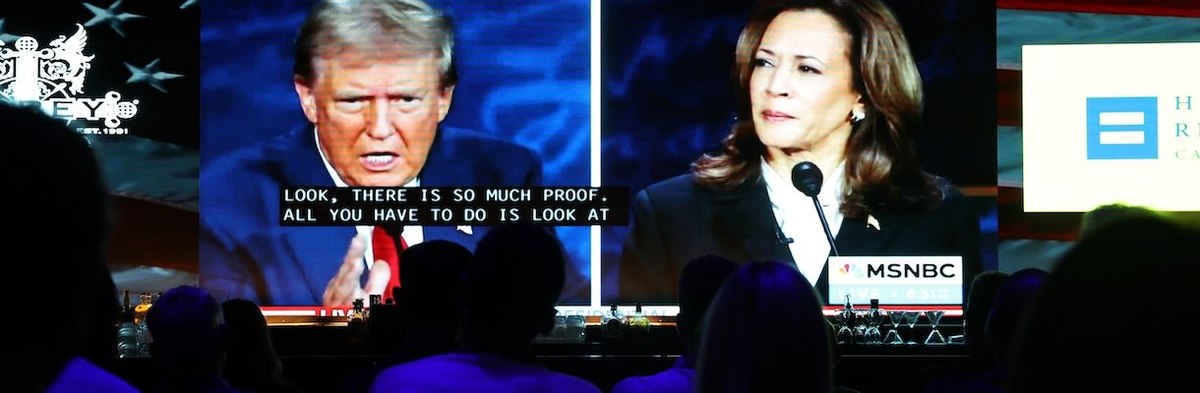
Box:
[619,173,982,304]
[200,126,541,305]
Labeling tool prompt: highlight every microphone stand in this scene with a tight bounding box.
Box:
[810,196,839,257]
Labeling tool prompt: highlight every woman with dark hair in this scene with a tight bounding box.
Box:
[221,299,304,393]
[619,0,980,304]
[694,261,832,392]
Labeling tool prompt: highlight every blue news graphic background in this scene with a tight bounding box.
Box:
[599,0,999,302]
[199,0,592,302]
[199,0,998,304]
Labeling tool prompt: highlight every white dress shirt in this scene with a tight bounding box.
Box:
[761,158,844,287]
[315,128,424,269]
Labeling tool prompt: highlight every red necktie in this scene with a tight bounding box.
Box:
[371,226,407,303]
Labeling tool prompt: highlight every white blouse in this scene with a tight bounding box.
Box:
[761,159,845,287]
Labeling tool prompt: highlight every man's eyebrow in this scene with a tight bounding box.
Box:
[332,90,369,99]
[386,85,425,93]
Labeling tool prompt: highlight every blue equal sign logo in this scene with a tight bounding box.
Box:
[1086,97,1158,160]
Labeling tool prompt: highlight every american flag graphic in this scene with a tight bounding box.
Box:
[0,0,199,292]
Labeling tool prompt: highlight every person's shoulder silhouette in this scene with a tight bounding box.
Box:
[222,299,304,393]
[1010,213,1200,392]
[147,285,244,393]
[695,261,832,393]
[371,223,600,393]
[612,255,738,393]
[2,103,137,393]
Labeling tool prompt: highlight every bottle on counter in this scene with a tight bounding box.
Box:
[866,298,883,344]
[836,294,854,344]
[347,298,367,345]
[367,294,381,320]
[134,292,154,357]
[116,290,137,358]
[626,302,651,339]
[601,303,625,339]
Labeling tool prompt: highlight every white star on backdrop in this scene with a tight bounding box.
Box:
[124,58,184,93]
[83,0,144,37]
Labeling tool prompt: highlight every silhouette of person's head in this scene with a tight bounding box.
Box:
[1010,214,1200,392]
[676,255,739,361]
[984,268,1046,367]
[4,103,115,392]
[1079,203,1162,239]
[460,223,565,354]
[398,240,472,322]
[383,239,473,358]
[963,271,1009,362]
[146,286,230,385]
[222,299,299,393]
[695,261,832,393]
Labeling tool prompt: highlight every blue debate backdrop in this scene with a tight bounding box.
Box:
[0,0,997,304]
[599,0,999,302]
[199,0,592,303]
[199,0,998,305]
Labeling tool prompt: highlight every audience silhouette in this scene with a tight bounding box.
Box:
[611,255,739,393]
[3,103,137,392]
[922,268,1046,393]
[146,285,243,393]
[343,240,472,392]
[393,240,473,361]
[1009,213,1200,392]
[222,299,304,393]
[907,270,1009,392]
[1078,203,1162,238]
[694,261,833,393]
[370,223,600,392]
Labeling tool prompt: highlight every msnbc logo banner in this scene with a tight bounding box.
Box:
[827,256,963,306]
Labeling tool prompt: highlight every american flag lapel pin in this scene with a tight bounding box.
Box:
[867,215,880,231]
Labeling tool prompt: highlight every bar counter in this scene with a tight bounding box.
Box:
[114,312,966,392]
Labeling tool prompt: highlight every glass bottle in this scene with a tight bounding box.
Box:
[116,290,137,358]
[836,294,854,344]
[132,292,152,325]
[134,292,154,357]
[347,298,367,345]
[367,294,381,320]
[601,303,625,339]
[866,299,883,344]
[627,302,651,338]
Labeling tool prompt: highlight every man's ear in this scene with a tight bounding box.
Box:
[436,85,455,123]
[294,76,319,124]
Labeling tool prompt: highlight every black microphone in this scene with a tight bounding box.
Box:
[791,162,839,256]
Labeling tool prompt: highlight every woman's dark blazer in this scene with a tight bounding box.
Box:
[618,173,982,304]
